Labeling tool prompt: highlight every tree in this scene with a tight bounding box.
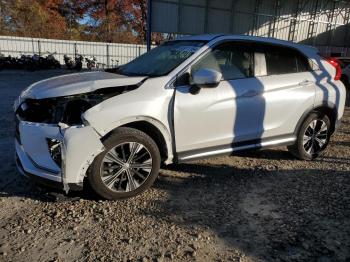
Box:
[1,0,66,38]
[82,0,138,43]
[0,0,163,44]
[59,0,90,40]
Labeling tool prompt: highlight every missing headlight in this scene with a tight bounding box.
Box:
[16,85,137,125]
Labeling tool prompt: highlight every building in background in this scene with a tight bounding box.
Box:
[149,0,350,56]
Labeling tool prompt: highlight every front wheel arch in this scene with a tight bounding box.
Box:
[88,127,161,200]
[101,119,172,164]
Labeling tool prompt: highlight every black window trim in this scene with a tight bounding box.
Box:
[173,39,314,87]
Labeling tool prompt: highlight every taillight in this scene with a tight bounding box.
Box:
[325,57,342,81]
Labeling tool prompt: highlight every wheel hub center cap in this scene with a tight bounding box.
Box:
[123,163,130,169]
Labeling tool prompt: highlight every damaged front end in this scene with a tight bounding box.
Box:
[16,86,137,126]
[14,85,137,192]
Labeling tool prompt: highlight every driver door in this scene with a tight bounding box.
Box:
[174,41,265,159]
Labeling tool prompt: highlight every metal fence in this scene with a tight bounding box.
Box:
[151,0,350,56]
[1,34,349,68]
[151,0,350,46]
[0,36,156,68]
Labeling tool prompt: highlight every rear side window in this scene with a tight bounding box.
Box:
[263,45,311,75]
[296,53,311,72]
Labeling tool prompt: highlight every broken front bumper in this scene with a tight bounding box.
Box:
[15,120,105,192]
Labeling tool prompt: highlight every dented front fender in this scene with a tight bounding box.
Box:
[15,120,105,192]
[61,126,105,187]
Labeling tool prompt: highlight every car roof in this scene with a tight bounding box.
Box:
[176,34,224,41]
[176,34,318,54]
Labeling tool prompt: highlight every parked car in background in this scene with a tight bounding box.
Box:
[14,34,346,200]
[336,57,350,88]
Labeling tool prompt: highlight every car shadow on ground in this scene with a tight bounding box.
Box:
[234,148,295,160]
[143,162,350,261]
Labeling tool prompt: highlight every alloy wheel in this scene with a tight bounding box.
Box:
[100,142,152,192]
[303,119,328,155]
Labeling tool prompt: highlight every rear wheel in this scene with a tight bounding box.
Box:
[88,127,161,200]
[288,112,331,160]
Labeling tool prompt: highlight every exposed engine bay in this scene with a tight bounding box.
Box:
[16,85,137,126]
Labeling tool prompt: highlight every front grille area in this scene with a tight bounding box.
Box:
[47,138,62,167]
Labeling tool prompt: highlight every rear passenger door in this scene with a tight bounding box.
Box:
[255,44,317,140]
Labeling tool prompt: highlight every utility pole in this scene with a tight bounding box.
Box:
[0,0,3,33]
[146,0,152,51]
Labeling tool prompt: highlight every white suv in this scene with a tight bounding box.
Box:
[14,34,346,199]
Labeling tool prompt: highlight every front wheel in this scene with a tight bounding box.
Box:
[88,127,161,200]
[288,112,331,160]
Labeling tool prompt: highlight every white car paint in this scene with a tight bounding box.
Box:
[17,71,145,100]
[14,34,346,191]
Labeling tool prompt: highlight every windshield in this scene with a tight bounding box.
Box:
[117,40,207,77]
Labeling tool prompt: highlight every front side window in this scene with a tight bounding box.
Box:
[117,40,206,77]
[191,42,254,80]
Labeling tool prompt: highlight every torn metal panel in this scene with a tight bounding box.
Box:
[15,139,62,182]
[16,85,139,126]
[19,122,62,173]
[61,126,105,185]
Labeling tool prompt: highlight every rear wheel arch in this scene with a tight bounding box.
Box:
[312,105,337,133]
[294,104,337,136]
[288,112,331,160]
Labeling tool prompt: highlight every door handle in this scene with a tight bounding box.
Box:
[299,80,312,86]
[242,90,259,97]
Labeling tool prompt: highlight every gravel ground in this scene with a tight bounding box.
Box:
[0,70,349,262]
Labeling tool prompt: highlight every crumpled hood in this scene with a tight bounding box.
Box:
[20,71,146,99]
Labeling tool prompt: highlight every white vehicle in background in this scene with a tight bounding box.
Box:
[14,34,346,200]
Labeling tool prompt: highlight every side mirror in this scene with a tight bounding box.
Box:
[191,68,222,88]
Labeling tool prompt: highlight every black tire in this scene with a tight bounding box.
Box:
[88,127,161,200]
[288,112,331,160]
